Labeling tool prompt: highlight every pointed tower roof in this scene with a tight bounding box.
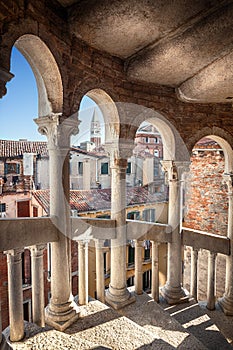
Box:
[91,108,100,123]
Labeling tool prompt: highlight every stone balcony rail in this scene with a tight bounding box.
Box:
[0,216,231,342]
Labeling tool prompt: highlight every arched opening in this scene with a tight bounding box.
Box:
[15,34,63,117]
[183,135,233,302]
[0,35,64,330]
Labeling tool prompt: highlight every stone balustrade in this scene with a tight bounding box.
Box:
[0,215,233,342]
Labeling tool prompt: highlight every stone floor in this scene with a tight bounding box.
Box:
[2,292,233,350]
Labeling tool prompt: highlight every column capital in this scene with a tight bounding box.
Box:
[4,248,23,262]
[161,160,190,182]
[34,113,80,150]
[0,67,14,98]
[30,244,46,257]
[104,140,135,168]
[95,239,105,249]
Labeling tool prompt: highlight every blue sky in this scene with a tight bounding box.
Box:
[0,47,103,145]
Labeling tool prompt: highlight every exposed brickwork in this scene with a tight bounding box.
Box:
[183,140,228,300]
[184,145,228,235]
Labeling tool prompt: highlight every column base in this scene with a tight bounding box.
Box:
[218,296,233,316]
[45,300,80,331]
[160,283,189,305]
[105,284,136,310]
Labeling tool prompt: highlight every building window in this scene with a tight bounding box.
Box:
[126,162,131,174]
[22,250,31,285]
[5,163,20,174]
[78,162,83,175]
[101,162,109,175]
[0,203,6,213]
[128,245,135,266]
[154,137,158,143]
[154,150,159,157]
[145,137,149,143]
[127,211,140,220]
[142,208,155,222]
[143,270,151,291]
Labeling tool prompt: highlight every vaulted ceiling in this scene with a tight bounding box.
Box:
[55,0,233,104]
[3,0,233,104]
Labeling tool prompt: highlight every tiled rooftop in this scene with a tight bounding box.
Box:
[0,139,48,158]
[32,187,166,214]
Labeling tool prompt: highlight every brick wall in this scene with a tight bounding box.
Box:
[183,140,228,300]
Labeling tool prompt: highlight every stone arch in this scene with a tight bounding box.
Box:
[189,127,233,173]
[120,103,190,161]
[85,88,120,143]
[14,34,63,117]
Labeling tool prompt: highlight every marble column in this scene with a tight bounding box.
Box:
[219,173,233,315]
[134,240,143,295]
[151,241,160,302]
[160,160,190,304]
[35,114,80,330]
[105,142,135,309]
[5,249,24,342]
[78,241,89,305]
[95,239,105,303]
[30,244,46,327]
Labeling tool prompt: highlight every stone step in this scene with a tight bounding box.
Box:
[159,297,233,349]
[117,292,208,349]
[2,294,232,349]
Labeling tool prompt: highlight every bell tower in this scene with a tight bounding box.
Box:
[90,108,101,148]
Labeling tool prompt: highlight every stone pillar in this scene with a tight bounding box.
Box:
[30,244,46,327]
[160,161,190,304]
[0,67,14,98]
[35,114,80,330]
[5,249,24,342]
[134,240,143,295]
[219,173,233,314]
[78,241,89,305]
[190,248,198,300]
[95,240,105,303]
[151,241,160,302]
[207,251,216,310]
[105,142,135,309]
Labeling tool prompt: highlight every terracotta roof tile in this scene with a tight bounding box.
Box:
[32,187,166,214]
[0,140,48,158]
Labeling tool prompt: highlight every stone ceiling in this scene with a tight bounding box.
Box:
[55,0,233,104]
[3,0,233,104]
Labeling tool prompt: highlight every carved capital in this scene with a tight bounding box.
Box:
[34,113,80,150]
[0,68,14,98]
[4,248,23,263]
[104,139,135,168]
[30,244,46,257]
[161,160,190,182]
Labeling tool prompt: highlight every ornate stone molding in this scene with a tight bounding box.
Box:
[34,113,80,150]
[4,248,23,263]
[0,68,14,98]
[104,139,135,167]
[161,160,190,182]
[30,244,46,257]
